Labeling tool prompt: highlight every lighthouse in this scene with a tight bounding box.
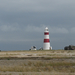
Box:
[43,27,52,50]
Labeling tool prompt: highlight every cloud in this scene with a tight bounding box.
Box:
[0,0,75,28]
[70,27,75,33]
[0,0,75,50]
[0,24,69,44]
[48,26,69,34]
[25,25,45,32]
[25,25,69,34]
[0,24,69,34]
[0,0,75,13]
[0,24,20,32]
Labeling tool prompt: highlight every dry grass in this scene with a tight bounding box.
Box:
[0,50,75,75]
[0,72,75,75]
[0,50,75,57]
[0,60,75,73]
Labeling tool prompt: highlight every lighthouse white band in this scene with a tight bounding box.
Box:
[43,43,50,50]
[44,35,50,39]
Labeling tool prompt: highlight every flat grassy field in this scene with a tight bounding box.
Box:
[0,50,75,57]
[0,50,75,75]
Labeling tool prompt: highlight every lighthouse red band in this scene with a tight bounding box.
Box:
[44,32,49,35]
[44,39,50,42]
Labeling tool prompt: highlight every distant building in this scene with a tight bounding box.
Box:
[29,46,37,50]
[39,47,43,50]
[64,45,75,50]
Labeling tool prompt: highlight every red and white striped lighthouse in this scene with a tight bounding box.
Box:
[43,27,50,50]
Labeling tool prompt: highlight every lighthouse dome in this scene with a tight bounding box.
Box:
[45,27,49,32]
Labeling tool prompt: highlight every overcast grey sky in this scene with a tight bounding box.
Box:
[0,0,75,50]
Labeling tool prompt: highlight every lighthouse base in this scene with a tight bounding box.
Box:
[43,43,50,50]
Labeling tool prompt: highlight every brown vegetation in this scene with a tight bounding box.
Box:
[0,50,75,75]
[0,58,75,74]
